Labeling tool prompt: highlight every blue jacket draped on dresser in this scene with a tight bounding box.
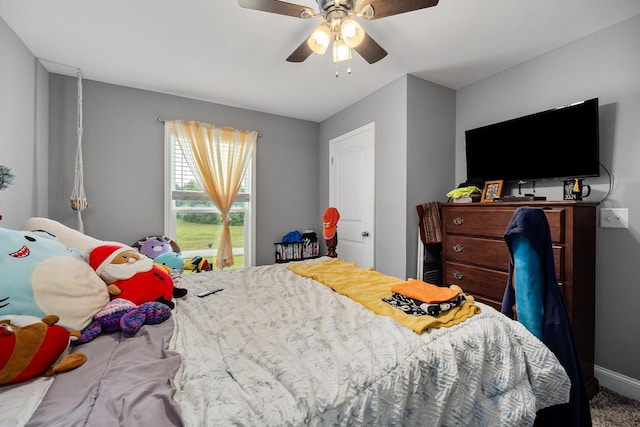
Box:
[502,206,591,426]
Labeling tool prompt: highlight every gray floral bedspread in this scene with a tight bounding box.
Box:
[171,260,570,427]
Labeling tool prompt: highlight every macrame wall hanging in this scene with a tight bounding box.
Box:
[70,71,89,232]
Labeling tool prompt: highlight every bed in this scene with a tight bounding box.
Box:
[1,220,571,427]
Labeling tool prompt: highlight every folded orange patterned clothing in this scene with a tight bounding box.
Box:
[391,280,460,304]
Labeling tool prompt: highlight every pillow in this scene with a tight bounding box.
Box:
[0,227,110,331]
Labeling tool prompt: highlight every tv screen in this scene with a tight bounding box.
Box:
[465,98,600,183]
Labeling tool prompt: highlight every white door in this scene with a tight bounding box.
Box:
[329,122,375,268]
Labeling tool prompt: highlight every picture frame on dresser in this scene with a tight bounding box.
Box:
[481,180,504,202]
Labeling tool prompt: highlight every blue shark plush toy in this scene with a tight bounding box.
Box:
[0,227,110,331]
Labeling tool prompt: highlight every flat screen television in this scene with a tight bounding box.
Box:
[465,98,600,183]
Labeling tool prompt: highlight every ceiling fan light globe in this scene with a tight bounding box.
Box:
[333,39,352,62]
[308,23,332,55]
[340,17,365,48]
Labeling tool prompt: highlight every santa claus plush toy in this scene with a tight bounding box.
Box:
[88,244,175,309]
[88,244,154,285]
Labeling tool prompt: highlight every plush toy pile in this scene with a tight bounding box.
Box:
[132,235,188,297]
[0,219,182,385]
[134,234,210,276]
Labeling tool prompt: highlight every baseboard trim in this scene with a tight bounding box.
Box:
[594,365,640,401]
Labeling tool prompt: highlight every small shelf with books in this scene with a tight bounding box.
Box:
[274,240,319,263]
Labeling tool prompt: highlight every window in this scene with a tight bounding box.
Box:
[164,124,255,269]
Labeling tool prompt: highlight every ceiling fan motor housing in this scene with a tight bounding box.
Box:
[317,0,356,21]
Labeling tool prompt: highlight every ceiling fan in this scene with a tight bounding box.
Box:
[238,0,439,65]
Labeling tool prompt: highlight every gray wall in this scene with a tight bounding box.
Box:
[319,75,455,279]
[320,77,407,279]
[456,15,640,382]
[48,75,319,266]
[406,75,456,278]
[0,17,48,228]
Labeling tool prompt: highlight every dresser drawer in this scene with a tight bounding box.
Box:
[444,260,566,311]
[442,206,565,243]
[443,235,564,281]
[443,236,510,270]
[444,261,508,308]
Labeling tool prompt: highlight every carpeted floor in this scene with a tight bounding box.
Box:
[591,387,640,426]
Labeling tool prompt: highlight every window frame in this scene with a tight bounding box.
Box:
[163,122,256,267]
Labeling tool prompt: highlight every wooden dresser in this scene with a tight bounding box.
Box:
[440,201,598,397]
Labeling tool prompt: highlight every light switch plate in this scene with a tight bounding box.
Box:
[600,208,629,228]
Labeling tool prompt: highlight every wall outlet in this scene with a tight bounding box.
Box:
[600,208,629,228]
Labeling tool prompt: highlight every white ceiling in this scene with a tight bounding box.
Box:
[1,0,639,122]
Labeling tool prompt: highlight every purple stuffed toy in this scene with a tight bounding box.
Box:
[135,236,174,260]
[77,298,171,344]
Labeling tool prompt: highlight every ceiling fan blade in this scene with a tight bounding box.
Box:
[237,0,315,18]
[353,32,387,64]
[286,38,314,62]
[359,0,439,20]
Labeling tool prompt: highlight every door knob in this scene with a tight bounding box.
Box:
[361,231,370,237]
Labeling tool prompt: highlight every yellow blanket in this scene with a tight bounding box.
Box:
[288,258,480,334]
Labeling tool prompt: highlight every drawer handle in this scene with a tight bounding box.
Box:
[453,217,464,225]
[453,272,464,280]
[453,244,464,253]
